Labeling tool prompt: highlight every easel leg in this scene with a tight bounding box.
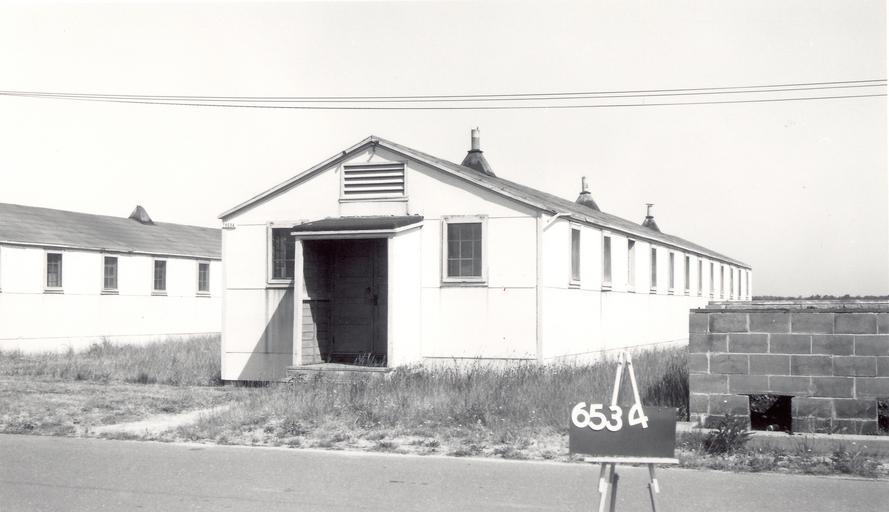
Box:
[646,464,659,512]
[608,472,620,512]
[597,463,614,512]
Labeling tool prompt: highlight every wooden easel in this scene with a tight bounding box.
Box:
[585,352,678,512]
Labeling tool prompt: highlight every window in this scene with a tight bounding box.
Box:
[684,255,690,294]
[650,247,657,292]
[103,256,118,291]
[746,271,750,299]
[602,235,612,288]
[443,218,485,282]
[668,252,675,293]
[709,262,715,298]
[271,228,296,281]
[153,260,167,292]
[46,252,62,289]
[720,266,725,298]
[627,240,636,289]
[570,228,581,284]
[198,262,210,294]
[697,259,703,296]
[342,162,405,199]
[730,268,735,299]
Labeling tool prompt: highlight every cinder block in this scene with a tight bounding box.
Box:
[854,335,889,356]
[791,313,835,334]
[688,353,709,374]
[689,333,728,353]
[770,334,811,354]
[749,312,791,333]
[790,355,833,376]
[710,354,749,374]
[729,375,770,394]
[709,313,748,333]
[792,417,832,433]
[835,314,877,335]
[855,377,889,398]
[877,313,889,334]
[833,399,877,419]
[690,374,728,394]
[689,393,709,414]
[811,335,854,355]
[728,333,768,353]
[833,356,877,377]
[832,419,878,435]
[689,313,709,334]
[709,394,749,415]
[769,376,813,395]
[750,354,790,375]
[877,357,889,377]
[811,377,853,398]
[792,397,832,417]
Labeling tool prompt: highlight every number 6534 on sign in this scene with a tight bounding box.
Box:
[570,402,649,432]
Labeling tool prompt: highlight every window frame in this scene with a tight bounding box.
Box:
[102,255,119,294]
[720,265,725,299]
[684,255,690,295]
[197,260,211,296]
[697,259,703,296]
[709,262,715,298]
[268,224,296,286]
[668,252,675,294]
[601,233,612,289]
[569,225,581,286]
[441,215,488,285]
[152,258,167,295]
[44,250,63,293]
[649,247,658,293]
[626,239,636,291]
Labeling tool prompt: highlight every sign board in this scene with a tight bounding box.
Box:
[568,405,677,458]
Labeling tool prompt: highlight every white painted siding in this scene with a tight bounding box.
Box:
[0,244,221,353]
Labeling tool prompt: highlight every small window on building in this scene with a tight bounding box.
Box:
[153,260,167,292]
[570,227,581,284]
[684,255,690,294]
[271,228,296,281]
[103,256,118,291]
[46,252,62,289]
[602,235,612,288]
[668,252,675,293]
[720,266,725,298]
[198,262,210,294]
[650,247,657,292]
[730,267,735,299]
[746,271,750,299]
[709,262,715,298]
[444,218,484,281]
[627,240,636,289]
[697,259,703,296]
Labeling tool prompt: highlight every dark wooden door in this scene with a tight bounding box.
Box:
[331,239,387,361]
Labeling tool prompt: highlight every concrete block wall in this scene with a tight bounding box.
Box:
[689,301,889,434]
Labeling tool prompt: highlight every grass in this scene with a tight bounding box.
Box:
[0,334,221,386]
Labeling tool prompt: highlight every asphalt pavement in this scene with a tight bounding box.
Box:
[1,434,886,511]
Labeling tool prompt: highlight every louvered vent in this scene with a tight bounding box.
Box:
[342,163,405,198]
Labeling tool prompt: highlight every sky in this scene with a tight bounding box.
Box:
[0,0,885,296]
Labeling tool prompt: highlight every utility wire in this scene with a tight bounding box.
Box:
[6,92,884,110]
[0,79,884,102]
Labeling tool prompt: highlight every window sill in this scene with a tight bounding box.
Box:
[101,290,119,295]
[196,292,211,298]
[44,288,64,294]
[441,280,487,288]
[601,283,612,291]
[668,288,674,295]
[151,291,167,296]
[267,281,294,289]
[649,288,657,294]
[568,281,581,289]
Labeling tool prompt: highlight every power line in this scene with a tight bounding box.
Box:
[0,79,884,102]
[5,92,883,110]
[0,79,884,104]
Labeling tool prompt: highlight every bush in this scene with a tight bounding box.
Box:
[702,414,753,454]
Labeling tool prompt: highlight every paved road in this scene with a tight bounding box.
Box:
[1,434,886,511]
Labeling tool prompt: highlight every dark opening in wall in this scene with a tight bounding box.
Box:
[748,394,792,432]
[879,399,889,435]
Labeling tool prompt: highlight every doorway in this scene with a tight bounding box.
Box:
[301,238,387,366]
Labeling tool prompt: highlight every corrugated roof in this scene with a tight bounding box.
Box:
[220,135,750,268]
[0,203,221,259]
[292,215,424,232]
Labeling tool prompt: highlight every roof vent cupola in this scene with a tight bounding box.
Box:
[460,127,496,177]
[128,205,154,225]
[575,176,600,211]
[641,203,660,232]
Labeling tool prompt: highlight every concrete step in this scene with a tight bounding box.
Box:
[286,364,393,384]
